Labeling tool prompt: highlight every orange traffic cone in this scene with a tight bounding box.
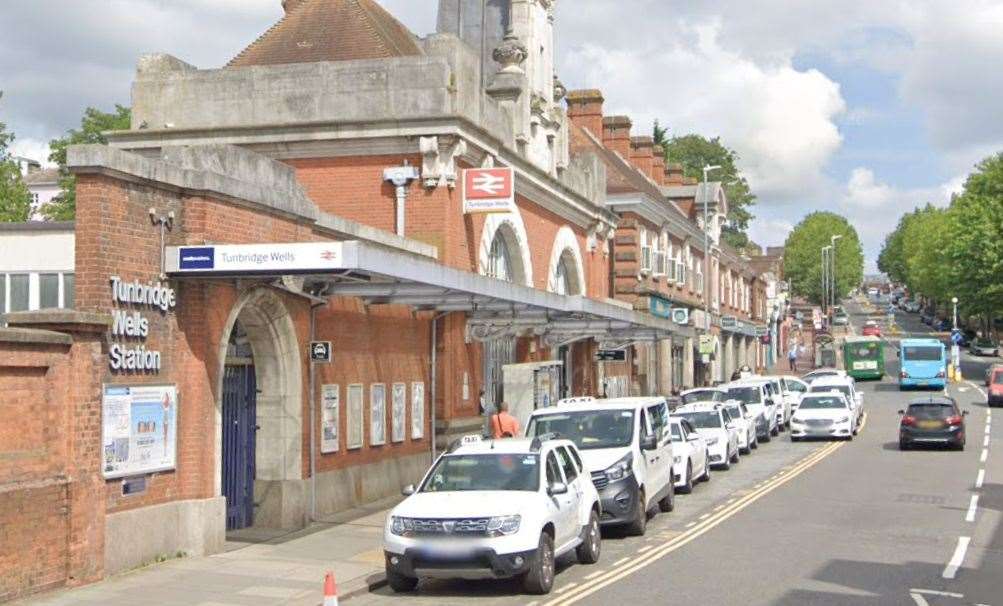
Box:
[323,571,338,606]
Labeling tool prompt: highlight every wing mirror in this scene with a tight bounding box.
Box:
[641,434,658,451]
[547,482,569,496]
[401,484,416,496]
[687,434,701,442]
[897,410,904,415]
[726,422,737,430]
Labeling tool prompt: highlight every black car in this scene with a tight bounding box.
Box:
[898,397,968,450]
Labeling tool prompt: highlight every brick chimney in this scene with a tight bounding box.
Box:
[664,162,685,185]
[282,0,307,14]
[565,89,605,138]
[629,136,655,180]
[652,145,666,185]
[602,116,632,159]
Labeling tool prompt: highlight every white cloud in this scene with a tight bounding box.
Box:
[9,138,54,167]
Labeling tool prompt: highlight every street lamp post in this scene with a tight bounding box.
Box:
[702,164,722,384]
[821,246,831,319]
[952,296,959,330]
[830,235,843,314]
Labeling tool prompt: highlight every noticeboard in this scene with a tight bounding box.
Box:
[102,384,178,479]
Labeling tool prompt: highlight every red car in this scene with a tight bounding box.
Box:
[988,366,1003,407]
[862,321,882,337]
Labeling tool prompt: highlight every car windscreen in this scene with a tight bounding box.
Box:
[976,339,997,347]
[994,372,1003,386]
[810,385,850,397]
[676,411,723,429]
[903,346,942,361]
[670,423,684,441]
[526,409,635,450]
[682,390,725,404]
[907,404,954,419]
[421,454,539,492]
[804,371,837,380]
[850,343,881,360]
[724,387,760,405]
[798,396,846,410]
[724,405,743,419]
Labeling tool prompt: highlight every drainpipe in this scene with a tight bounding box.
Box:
[430,311,449,460]
[307,297,327,523]
[383,163,420,237]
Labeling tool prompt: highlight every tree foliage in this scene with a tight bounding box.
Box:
[654,126,756,249]
[783,211,864,304]
[879,152,1003,325]
[42,104,131,220]
[0,92,32,223]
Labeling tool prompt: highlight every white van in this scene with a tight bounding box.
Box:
[526,397,675,536]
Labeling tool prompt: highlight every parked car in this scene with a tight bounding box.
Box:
[679,387,728,406]
[525,397,676,536]
[668,417,711,493]
[780,376,810,414]
[809,376,863,431]
[862,321,882,337]
[898,397,968,450]
[790,393,855,441]
[674,403,742,470]
[987,365,1003,406]
[970,338,999,357]
[801,368,848,384]
[833,311,850,326]
[905,301,922,313]
[758,375,792,429]
[384,435,601,594]
[721,400,758,454]
[723,380,779,441]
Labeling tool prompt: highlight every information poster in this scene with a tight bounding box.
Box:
[320,384,340,454]
[391,383,407,443]
[411,382,425,439]
[370,384,387,446]
[346,384,364,450]
[102,384,178,479]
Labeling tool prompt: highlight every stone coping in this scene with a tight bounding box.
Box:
[4,309,113,335]
[0,327,73,346]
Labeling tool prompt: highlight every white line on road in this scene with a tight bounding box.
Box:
[911,588,965,597]
[555,583,578,594]
[909,594,929,606]
[943,536,971,579]
[584,570,605,581]
[637,545,653,554]
[976,468,986,489]
[698,513,710,521]
[985,435,991,447]
[684,521,696,528]
[981,448,989,463]
[966,495,979,522]
[986,424,992,435]
[612,557,630,567]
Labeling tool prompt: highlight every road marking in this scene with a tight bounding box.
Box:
[911,588,965,597]
[985,435,991,447]
[637,545,653,554]
[909,591,930,606]
[555,582,578,594]
[981,448,988,463]
[698,513,710,521]
[543,441,844,606]
[684,521,696,528]
[612,557,630,567]
[966,495,979,522]
[943,536,971,579]
[976,468,986,489]
[986,425,992,435]
[584,570,605,581]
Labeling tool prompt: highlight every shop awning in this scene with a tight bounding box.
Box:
[165,240,694,346]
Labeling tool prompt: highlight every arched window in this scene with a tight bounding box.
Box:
[488,232,513,283]
[554,257,572,295]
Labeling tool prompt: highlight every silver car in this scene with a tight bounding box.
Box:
[970,338,999,357]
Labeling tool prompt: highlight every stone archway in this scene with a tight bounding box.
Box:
[215,287,303,530]
[547,226,586,295]
[478,211,534,287]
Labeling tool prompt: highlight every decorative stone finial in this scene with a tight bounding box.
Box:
[553,75,567,102]
[493,31,528,74]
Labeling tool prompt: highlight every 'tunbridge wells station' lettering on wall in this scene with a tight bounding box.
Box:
[108,276,177,373]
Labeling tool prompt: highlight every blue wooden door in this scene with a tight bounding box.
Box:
[223,364,256,530]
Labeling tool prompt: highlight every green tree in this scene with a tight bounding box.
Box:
[42,104,131,220]
[0,92,32,223]
[783,211,864,304]
[655,131,756,248]
[901,205,952,303]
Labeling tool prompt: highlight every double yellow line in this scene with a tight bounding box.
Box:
[543,439,847,606]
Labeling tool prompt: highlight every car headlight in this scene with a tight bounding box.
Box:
[705,436,719,446]
[838,416,850,424]
[486,515,521,537]
[604,452,633,481]
[390,516,415,536]
[791,417,804,425]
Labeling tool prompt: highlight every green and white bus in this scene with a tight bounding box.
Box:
[843,336,885,380]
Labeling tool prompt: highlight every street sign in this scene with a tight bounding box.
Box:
[463,167,516,214]
[595,350,627,362]
[699,335,715,355]
[721,316,738,330]
[951,330,964,345]
[170,242,346,274]
[310,341,332,363]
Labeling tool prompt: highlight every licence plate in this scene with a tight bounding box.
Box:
[918,381,929,386]
[918,420,943,429]
[417,545,476,560]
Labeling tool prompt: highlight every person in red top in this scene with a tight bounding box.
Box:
[490,402,520,438]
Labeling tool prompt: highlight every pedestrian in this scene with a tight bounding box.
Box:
[490,402,520,439]
[788,346,798,372]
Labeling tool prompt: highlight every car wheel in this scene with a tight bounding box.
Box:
[658,481,675,512]
[750,434,759,450]
[386,567,419,593]
[576,510,601,565]
[522,532,555,594]
[791,435,800,442]
[626,489,648,536]
[740,444,751,455]
[771,425,780,437]
[730,448,740,464]
[678,462,694,494]
[719,450,731,471]
[899,440,909,451]
[777,420,786,433]
[760,430,771,443]
[700,460,711,482]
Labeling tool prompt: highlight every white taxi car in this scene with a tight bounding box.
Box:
[669,416,711,493]
[674,403,741,470]
[790,393,855,441]
[721,400,758,454]
[384,435,601,595]
[722,380,778,441]
[809,376,863,431]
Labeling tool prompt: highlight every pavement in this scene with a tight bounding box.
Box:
[14,497,403,606]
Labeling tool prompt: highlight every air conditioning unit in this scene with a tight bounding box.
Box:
[671,308,690,325]
[640,245,653,274]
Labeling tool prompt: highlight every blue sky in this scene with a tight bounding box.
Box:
[4,1,1001,271]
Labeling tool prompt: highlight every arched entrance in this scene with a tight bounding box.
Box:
[216,287,303,530]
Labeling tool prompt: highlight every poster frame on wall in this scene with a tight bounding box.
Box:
[370,383,387,446]
[320,384,340,454]
[101,383,179,480]
[346,383,364,450]
[391,382,407,443]
[411,382,425,439]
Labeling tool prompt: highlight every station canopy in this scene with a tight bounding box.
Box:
[165,240,694,348]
